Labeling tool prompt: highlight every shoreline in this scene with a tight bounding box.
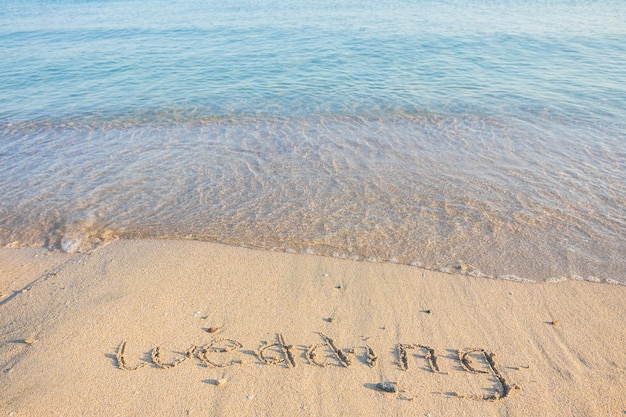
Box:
[1,239,625,416]
[4,235,625,287]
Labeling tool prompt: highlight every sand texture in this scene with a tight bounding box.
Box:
[1,240,625,416]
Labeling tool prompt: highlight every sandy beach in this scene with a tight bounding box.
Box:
[0,239,624,416]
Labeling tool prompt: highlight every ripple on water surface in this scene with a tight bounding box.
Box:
[0,0,625,284]
[1,114,625,285]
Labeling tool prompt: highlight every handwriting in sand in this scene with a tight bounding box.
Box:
[115,331,521,401]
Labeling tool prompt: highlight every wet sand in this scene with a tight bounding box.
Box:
[1,239,624,416]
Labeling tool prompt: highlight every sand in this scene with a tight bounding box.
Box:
[0,239,624,416]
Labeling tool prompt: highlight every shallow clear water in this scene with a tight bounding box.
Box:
[1,0,625,283]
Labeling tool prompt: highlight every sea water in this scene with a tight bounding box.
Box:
[1,0,625,284]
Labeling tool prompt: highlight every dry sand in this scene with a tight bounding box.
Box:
[0,239,624,416]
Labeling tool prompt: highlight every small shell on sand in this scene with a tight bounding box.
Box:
[205,327,221,334]
[376,381,398,393]
[216,378,227,387]
[550,320,560,326]
[23,339,38,345]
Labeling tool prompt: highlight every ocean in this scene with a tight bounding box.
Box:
[1,0,625,284]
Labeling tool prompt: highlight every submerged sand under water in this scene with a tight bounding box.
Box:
[1,115,625,284]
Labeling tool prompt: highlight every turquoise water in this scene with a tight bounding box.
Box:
[1,0,625,284]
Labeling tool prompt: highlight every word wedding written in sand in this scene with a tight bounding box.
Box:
[115,332,521,401]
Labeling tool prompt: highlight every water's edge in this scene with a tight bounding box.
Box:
[4,235,624,287]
